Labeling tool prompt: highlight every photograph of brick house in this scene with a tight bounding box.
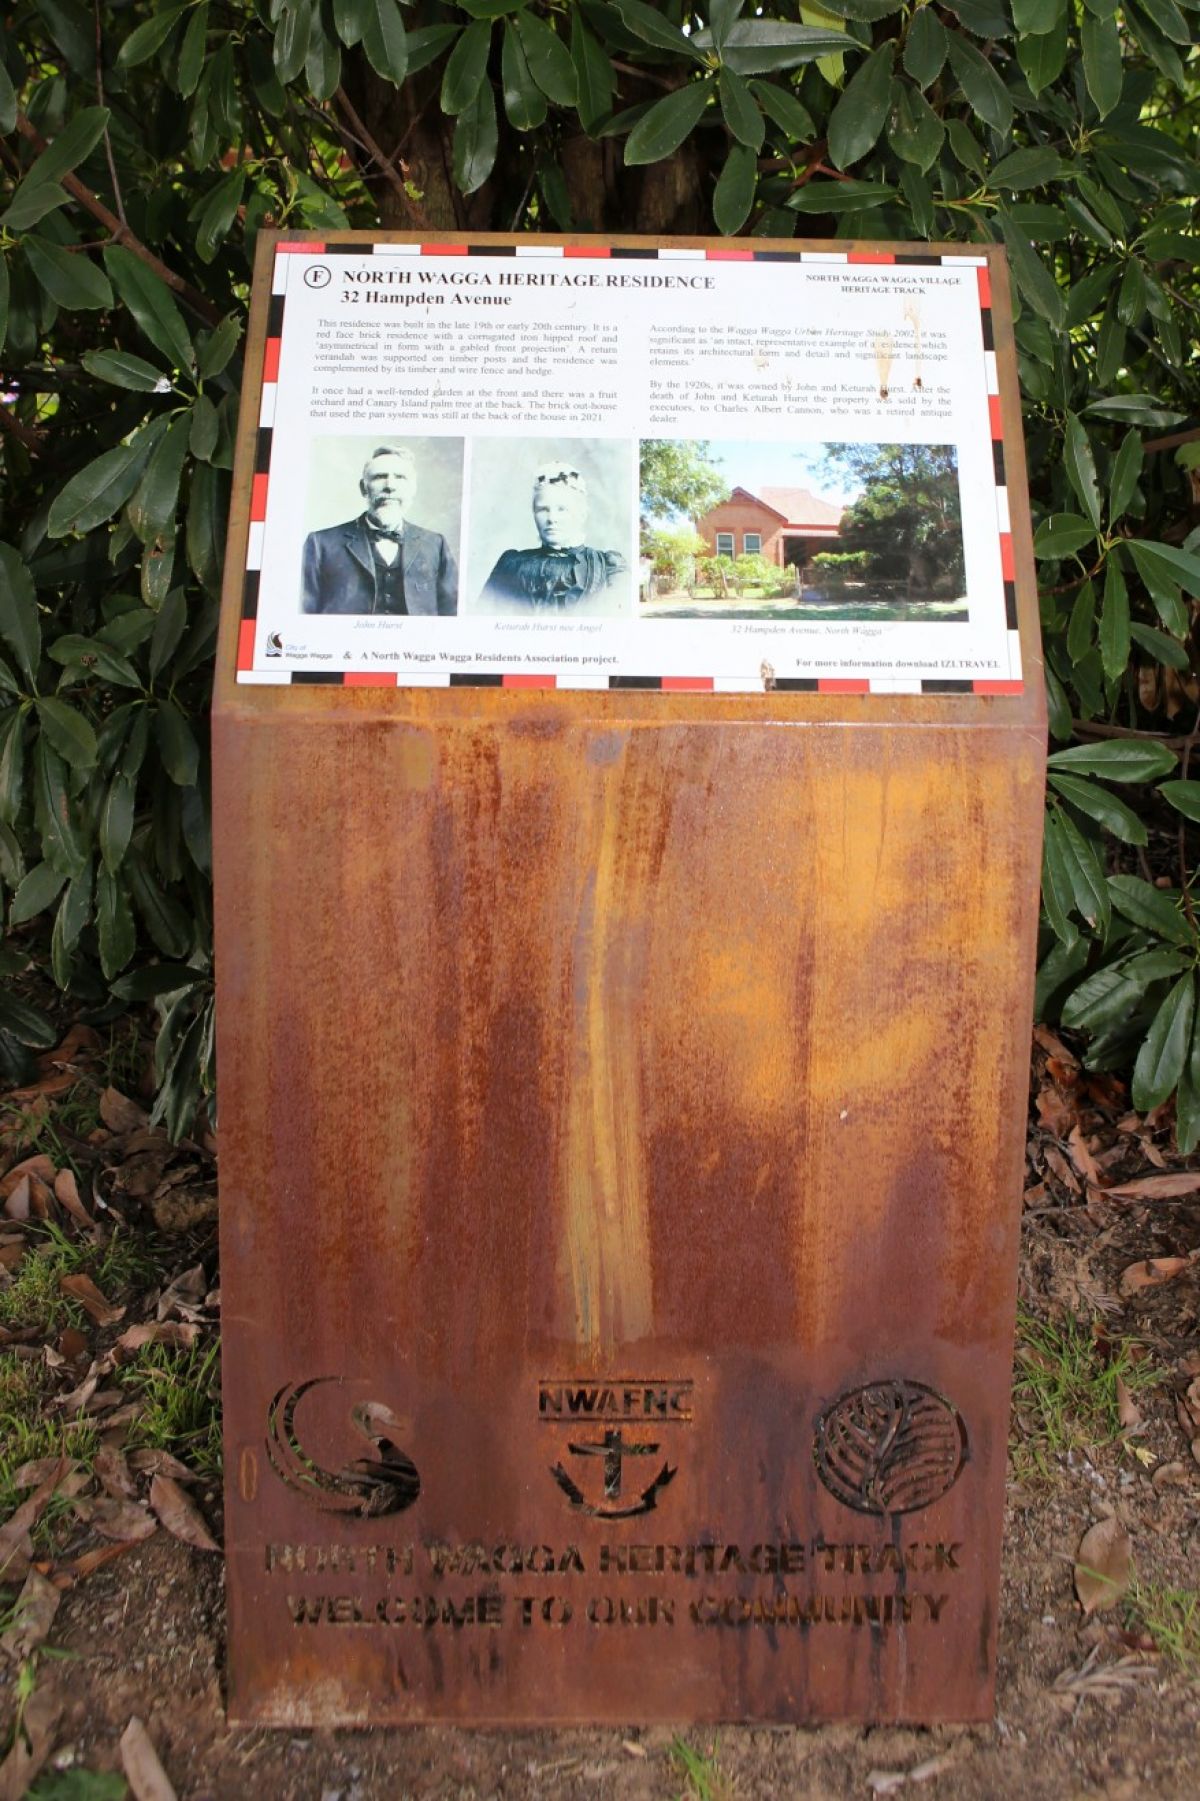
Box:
[695,484,843,570]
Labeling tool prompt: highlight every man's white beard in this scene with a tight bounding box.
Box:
[371,498,407,528]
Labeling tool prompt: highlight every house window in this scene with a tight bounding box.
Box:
[715,532,735,558]
[743,533,762,555]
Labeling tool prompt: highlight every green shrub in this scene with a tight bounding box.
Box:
[0,4,1198,1132]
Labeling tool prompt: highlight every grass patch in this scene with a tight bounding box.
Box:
[0,1354,100,1561]
[1011,1309,1158,1484]
[120,1339,222,1478]
[0,1223,158,1335]
[669,1735,727,1801]
[1128,1579,1200,1669]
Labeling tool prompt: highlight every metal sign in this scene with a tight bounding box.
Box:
[214,233,1044,1726]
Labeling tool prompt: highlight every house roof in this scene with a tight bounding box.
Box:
[710,485,844,531]
[758,486,844,528]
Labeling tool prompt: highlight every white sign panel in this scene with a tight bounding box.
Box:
[236,241,1022,696]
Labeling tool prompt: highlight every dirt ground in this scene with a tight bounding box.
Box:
[3,1025,1200,1800]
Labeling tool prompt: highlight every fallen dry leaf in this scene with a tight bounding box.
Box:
[1119,1256,1191,1297]
[155,1263,208,1323]
[115,1321,200,1356]
[10,1456,75,1492]
[1067,1125,1105,1186]
[94,1446,137,1501]
[58,1272,124,1326]
[3,1176,30,1222]
[1152,1460,1189,1490]
[1042,1144,1082,1195]
[1115,1374,1142,1430]
[0,1684,61,1801]
[127,1449,196,1484]
[149,1474,219,1553]
[1074,1516,1132,1615]
[0,1568,60,1665]
[1104,1171,1200,1200]
[57,1325,89,1363]
[0,1459,68,1585]
[52,1167,94,1230]
[88,1496,158,1543]
[120,1715,178,1801]
[1034,1024,1077,1064]
[100,1086,149,1134]
[0,1154,56,1194]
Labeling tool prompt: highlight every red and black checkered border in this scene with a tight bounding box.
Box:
[238,244,1022,697]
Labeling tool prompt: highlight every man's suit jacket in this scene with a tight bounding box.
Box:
[301,515,458,615]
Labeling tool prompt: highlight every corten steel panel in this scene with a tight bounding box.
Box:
[214,234,1045,1726]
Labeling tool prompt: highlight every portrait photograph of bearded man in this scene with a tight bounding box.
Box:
[300,438,462,616]
[468,439,633,616]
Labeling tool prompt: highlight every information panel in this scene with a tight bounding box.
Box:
[215,234,1043,1728]
[237,237,1021,695]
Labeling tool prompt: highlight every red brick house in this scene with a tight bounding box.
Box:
[695,485,843,568]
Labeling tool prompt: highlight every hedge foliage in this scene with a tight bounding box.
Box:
[1,2,1198,1136]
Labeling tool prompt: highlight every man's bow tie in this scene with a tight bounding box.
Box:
[370,524,404,542]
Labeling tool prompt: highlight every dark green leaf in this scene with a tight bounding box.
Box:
[1081,12,1123,118]
[155,701,200,787]
[1057,809,1110,934]
[118,5,188,67]
[405,22,467,76]
[96,865,136,978]
[442,20,493,114]
[125,854,191,958]
[453,79,498,194]
[1047,772,1147,845]
[128,415,191,545]
[274,0,313,83]
[1067,579,1096,664]
[1086,395,1185,429]
[1,179,72,232]
[1130,622,1190,671]
[1109,874,1192,944]
[1115,259,1145,327]
[0,544,41,689]
[1125,539,1200,601]
[1108,429,1142,528]
[178,2,209,96]
[1162,781,1200,823]
[104,248,193,370]
[81,349,169,392]
[1132,973,1194,1111]
[1099,557,1130,683]
[1064,414,1103,533]
[999,218,1065,328]
[713,142,757,234]
[24,238,112,312]
[610,0,706,60]
[99,770,135,872]
[888,80,943,174]
[0,988,57,1050]
[902,8,947,87]
[0,58,15,134]
[828,43,894,171]
[196,315,241,381]
[538,159,573,229]
[35,696,97,769]
[719,67,764,151]
[9,860,67,926]
[0,709,25,826]
[360,0,407,81]
[1018,16,1068,95]
[57,858,92,953]
[945,32,1013,134]
[189,394,219,462]
[625,81,713,167]
[33,737,85,875]
[501,19,547,129]
[48,634,140,687]
[1041,811,1080,946]
[788,179,894,213]
[1061,954,1177,1033]
[1033,514,1096,559]
[111,963,204,1001]
[514,11,577,105]
[47,420,167,538]
[945,117,985,178]
[459,0,527,14]
[186,461,226,597]
[693,19,852,74]
[196,169,245,264]
[1048,739,1176,781]
[306,16,343,98]
[571,18,614,130]
[990,146,1065,191]
[750,80,815,142]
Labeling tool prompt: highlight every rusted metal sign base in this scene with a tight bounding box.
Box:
[213,689,1044,1727]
